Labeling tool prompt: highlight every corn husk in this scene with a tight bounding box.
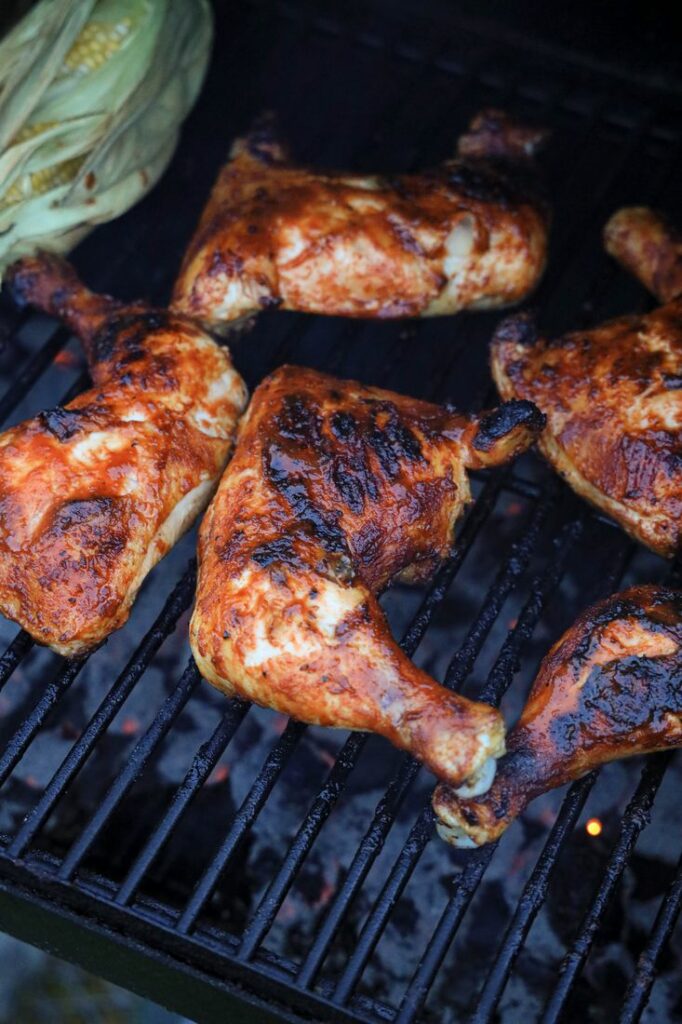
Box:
[0,0,213,279]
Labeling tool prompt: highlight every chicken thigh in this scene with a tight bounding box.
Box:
[491,207,682,557]
[1,254,247,655]
[190,365,545,790]
[433,585,682,846]
[172,110,549,330]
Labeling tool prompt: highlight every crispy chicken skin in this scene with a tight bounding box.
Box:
[433,585,682,847]
[190,365,545,790]
[171,110,549,330]
[491,208,682,558]
[0,254,247,656]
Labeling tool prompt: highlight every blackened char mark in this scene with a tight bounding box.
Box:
[549,656,682,757]
[91,310,170,364]
[472,400,544,453]
[38,406,87,441]
[367,402,423,478]
[277,393,325,446]
[239,112,289,166]
[265,445,348,556]
[330,410,356,441]
[328,410,380,509]
[251,534,299,568]
[444,158,546,210]
[332,462,365,514]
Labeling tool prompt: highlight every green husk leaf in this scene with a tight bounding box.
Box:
[0,131,178,265]
[0,0,213,279]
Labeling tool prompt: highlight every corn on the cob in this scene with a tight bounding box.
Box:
[59,17,134,78]
[0,0,213,278]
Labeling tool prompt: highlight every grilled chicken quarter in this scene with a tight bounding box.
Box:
[171,109,549,330]
[190,365,545,792]
[434,585,682,847]
[0,254,247,656]
[491,206,682,558]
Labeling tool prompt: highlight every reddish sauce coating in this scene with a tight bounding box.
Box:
[492,207,682,558]
[191,365,544,789]
[172,110,549,329]
[492,302,682,557]
[0,254,247,655]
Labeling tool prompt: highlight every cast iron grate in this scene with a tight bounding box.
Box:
[0,2,681,1022]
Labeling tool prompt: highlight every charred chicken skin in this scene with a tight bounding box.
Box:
[190,365,545,790]
[171,110,549,330]
[0,254,247,656]
[491,207,682,558]
[433,585,682,847]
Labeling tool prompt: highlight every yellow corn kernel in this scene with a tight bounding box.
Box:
[12,121,59,144]
[59,17,133,78]
[0,154,84,209]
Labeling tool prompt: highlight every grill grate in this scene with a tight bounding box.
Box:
[1,2,682,1022]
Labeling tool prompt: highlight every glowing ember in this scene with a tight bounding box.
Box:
[208,763,230,785]
[586,817,602,837]
[54,349,81,369]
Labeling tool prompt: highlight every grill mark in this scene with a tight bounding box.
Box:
[251,534,299,568]
[92,311,171,363]
[38,407,87,441]
[265,445,348,555]
[332,462,365,514]
[367,403,423,477]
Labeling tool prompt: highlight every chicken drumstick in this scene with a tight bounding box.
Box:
[190,365,545,791]
[491,207,682,558]
[434,585,682,846]
[1,254,247,655]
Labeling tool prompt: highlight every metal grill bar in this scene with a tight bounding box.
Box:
[237,732,366,961]
[331,496,552,1005]
[0,658,85,789]
[395,540,632,1024]
[619,853,682,1024]
[114,697,250,906]
[7,564,197,859]
[0,630,34,694]
[540,754,672,1024]
[464,773,596,1024]
[176,718,307,935]
[57,659,202,881]
[0,327,70,425]
[336,517,581,1016]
